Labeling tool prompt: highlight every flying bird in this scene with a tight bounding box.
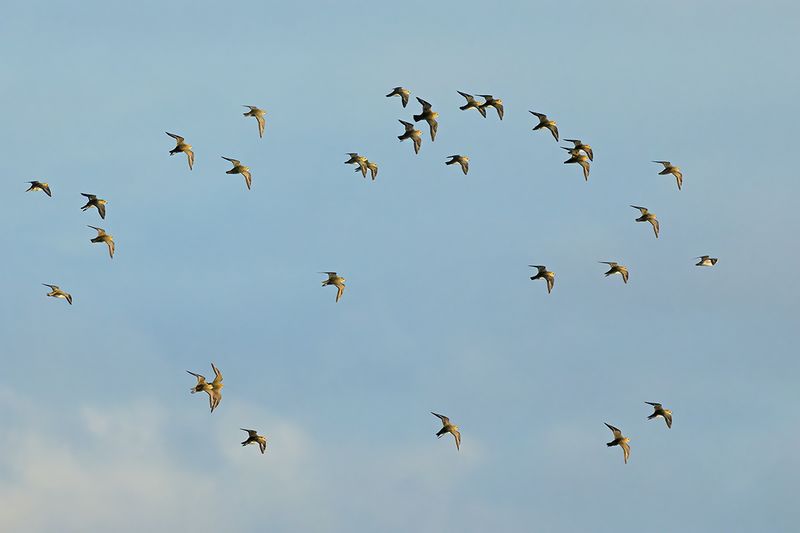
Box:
[564,139,593,160]
[599,262,629,284]
[242,105,267,138]
[432,412,461,450]
[457,91,486,117]
[653,161,683,191]
[361,159,378,180]
[345,153,369,177]
[631,205,660,238]
[413,97,439,141]
[222,157,252,190]
[695,255,718,267]
[445,155,469,175]
[477,94,503,120]
[42,284,72,305]
[605,423,631,464]
[166,132,194,170]
[320,272,346,303]
[645,402,673,429]
[187,363,223,413]
[530,111,559,141]
[26,180,52,197]
[87,225,115,259]
[398,120,422,154]
[386,87,411,108]
[240,428,268,454]
[562,148,590,181]
[80,193,107,220]
[529,265,555,294]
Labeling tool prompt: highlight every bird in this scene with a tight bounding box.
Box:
[80,193,107,220]
[26,180,52,197]
[631,205,660,238]
[530,111,559,141]
[398,120,423,154]
[221,157,252,190]
[653,161,683,191]
[599,262,629,283]
[413,97,439,141]
[457,91,486,117]
[605,423,631,464]
[695,255,718,267]
[42,284,72,305]
[240,428,268,454]
[477,94,504,120]
[562,148,590,181]
[445,155,469,175]
[166,132,194,170]
[431,412,461,450]
[564,139,593,160]
[345,153,369,177]
[361,159,378,180]
[386,86,411,108]
[242,105,267,138]
[87,226,115,259]
[187,363,223,413]
[320,272,346,302]
[645,402,673,429]
[529,265,555,294]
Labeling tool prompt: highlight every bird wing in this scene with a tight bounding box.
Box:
[335,283,345,303]
[664,412,673,428]
[460,159,468,174]
[529,111,546,119]
[242,169,252,190]
[605,423,621,437]
[221,156,240,165]
[650,218,659,238]
[211,363,223,385]
[42,283,59,289]
[97,203,106,219]
[631,205,648,214]
[432,412,450,424]
[81,193,96,199]
[88,225,105,235]
[620,441,630,463]
[645,402,662,408]
[453,429,461,450]
[416,97,431,110]
[166,132,184,142]
[256,114,265,137]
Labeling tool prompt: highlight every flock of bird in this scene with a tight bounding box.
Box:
[25,86,721,463]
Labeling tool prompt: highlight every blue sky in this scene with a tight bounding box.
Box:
[1,1,798,531]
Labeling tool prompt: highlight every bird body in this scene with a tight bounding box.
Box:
[320,272,346,302]
[222,157,252,190]
[166,132,194,170]
[605,423,631,464]
[43,283,72,305]
[653,161,682,190]
[529,265,555,293]
[445,155,469,175]
[80,193,107,219]
[432,412,461,450]
[240,428,268,454]
[242,105,267,138]
[88,225,115,258]
[386,87,411,107]
[600,261,629,283]
[26,180,52,196]
[631,205,660,238]
[645,402,673,428]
